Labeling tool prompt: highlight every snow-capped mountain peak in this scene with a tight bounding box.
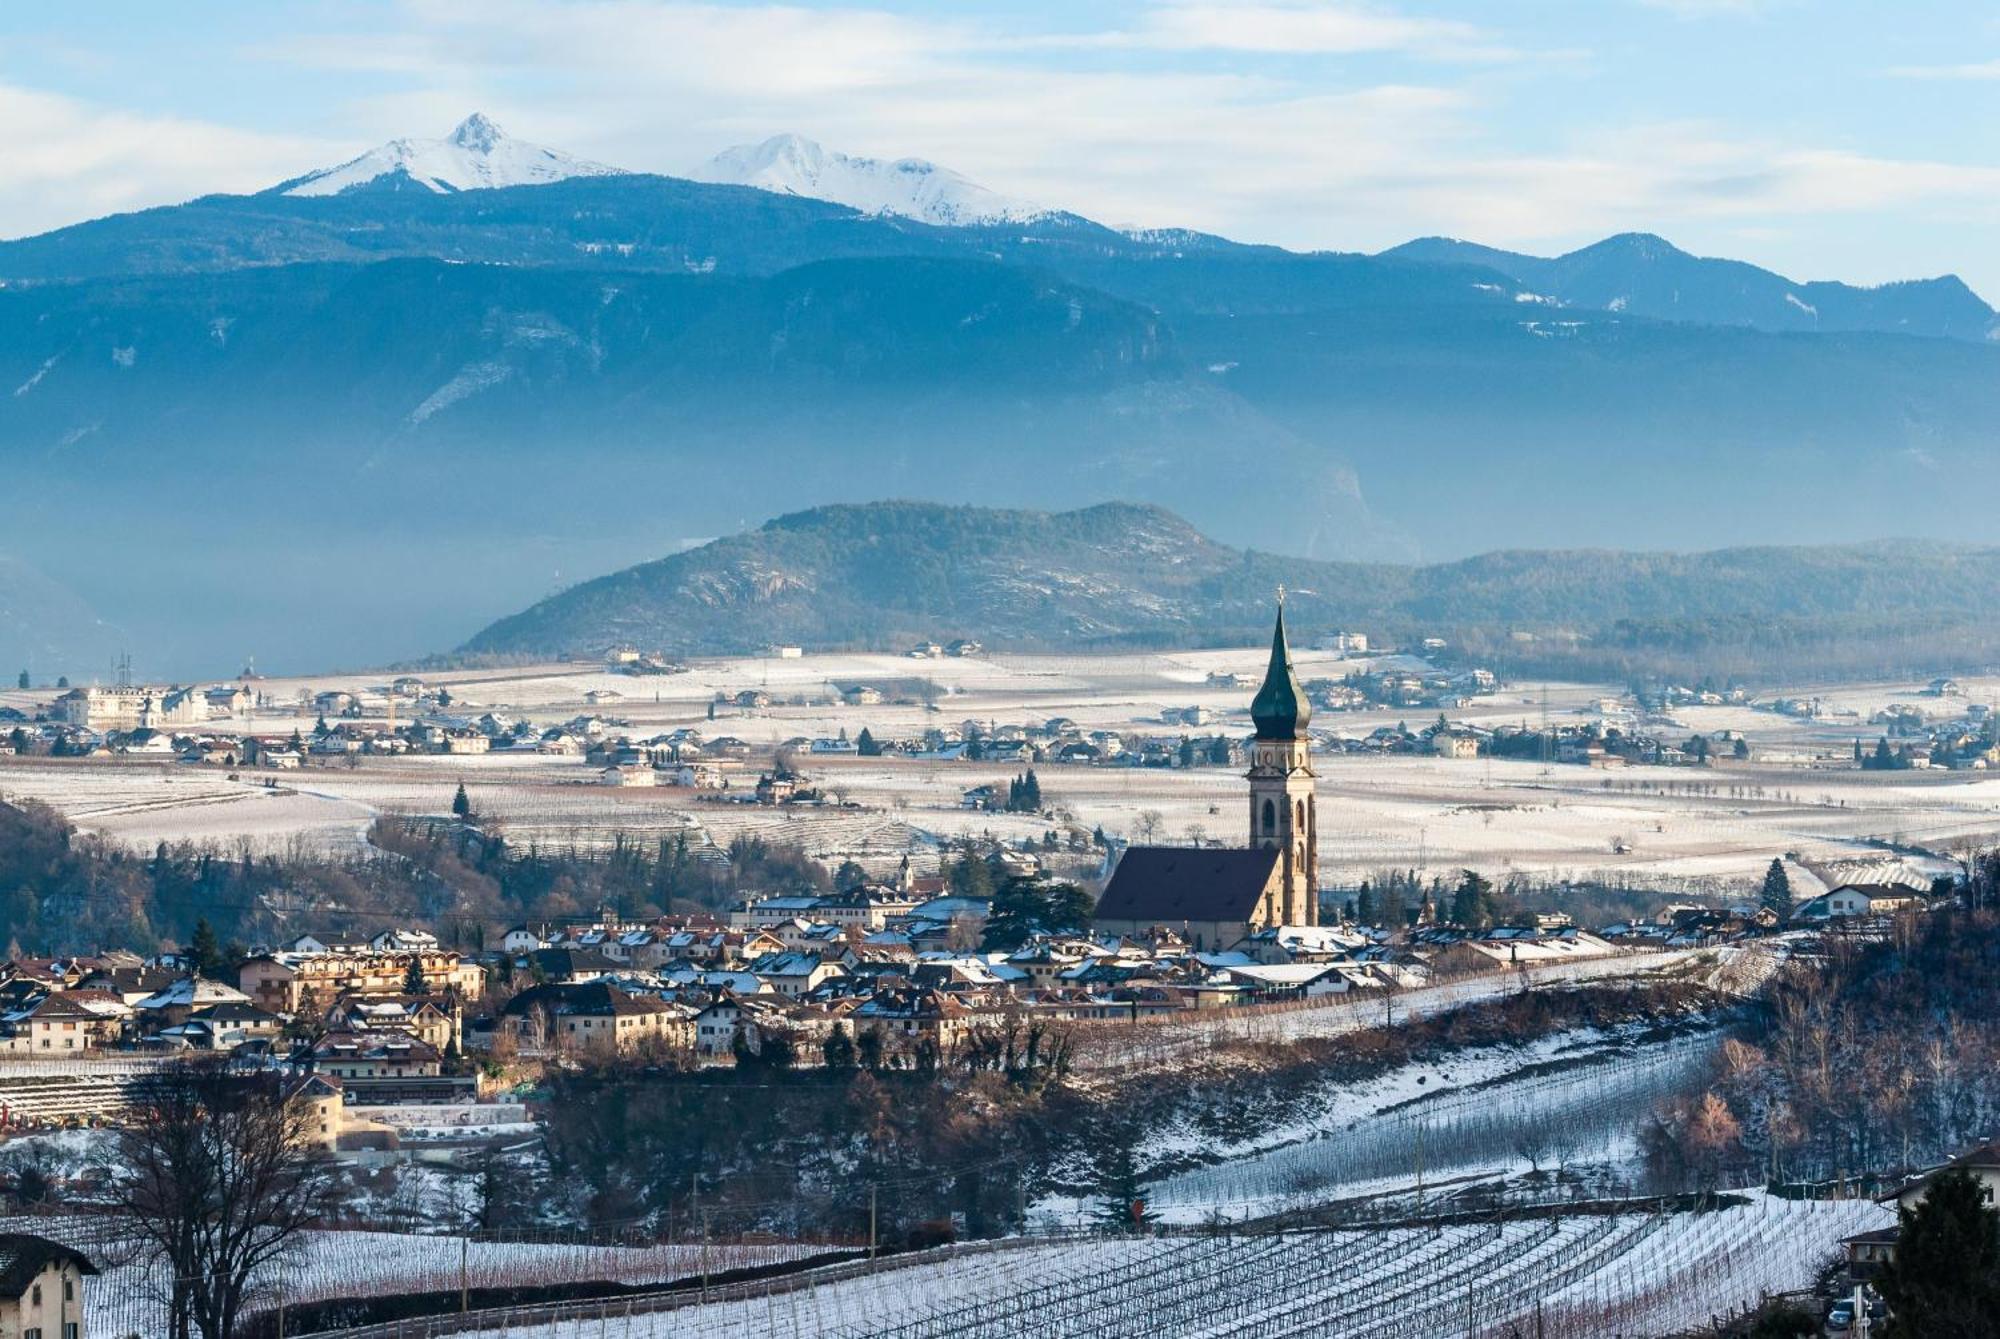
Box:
[689,134,1044,227]
[274,114,625,198]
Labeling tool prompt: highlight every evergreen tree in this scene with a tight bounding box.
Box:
[856,1026,885,1071]
[1733,737,1751,761]
[403,956,429,995]
[452,782,472,819]
[1449,870,1494,929]
[14,669,26,691]
[55,676,67,689]
[1092,1123,1159,1233]
[855,727,880,757]
[1877,1167,2000,1336]
[189,918,223,979]
[1356,883,1376,925]
[822,1029,857,1069]
[1378,885,1407,928]
[1208,737,1231,766]
[950,848,995,899]
[1759,858,1793,918]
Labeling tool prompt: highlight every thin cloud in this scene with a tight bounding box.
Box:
[0,83,336,238]
[1887,58,2000,81]
[1050,1,1516,62]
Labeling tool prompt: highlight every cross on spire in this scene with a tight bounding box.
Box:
[1276,583,1286,610]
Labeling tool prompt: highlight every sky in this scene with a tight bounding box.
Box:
[1,1,1998,296]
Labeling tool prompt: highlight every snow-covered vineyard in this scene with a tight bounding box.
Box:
[22,1223,819,1339]
[466,1195,1885,1339]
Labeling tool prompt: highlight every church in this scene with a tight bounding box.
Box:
[1093,601,1320,950]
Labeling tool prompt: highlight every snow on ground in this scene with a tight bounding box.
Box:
[42,1218,819,1339]
[9,653,1996,885]
[505,1195,1887,1339]
[1138,1031,1720,1225]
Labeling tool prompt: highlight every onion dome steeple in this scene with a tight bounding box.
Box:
[1250,588,1311,741]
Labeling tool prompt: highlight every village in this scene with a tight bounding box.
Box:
[0,624,1996,1337]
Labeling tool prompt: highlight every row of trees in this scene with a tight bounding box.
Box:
[1646,907,2000,1194]
[0,786,851,954]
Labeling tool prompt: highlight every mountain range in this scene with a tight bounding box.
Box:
[689,133,1044,227]
[462,500,2000,684]
[1,115,1997,677]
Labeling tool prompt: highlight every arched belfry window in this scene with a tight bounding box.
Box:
[1296,799,1306,827]
[1262,798,1277,835]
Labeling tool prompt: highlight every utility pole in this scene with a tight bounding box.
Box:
[459,1235,469,1314]
[869,1185,879,1261]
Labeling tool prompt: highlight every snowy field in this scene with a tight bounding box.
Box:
[493,1194,1885,1339]
[25,1218,820,1339]
[6,654,1996,887]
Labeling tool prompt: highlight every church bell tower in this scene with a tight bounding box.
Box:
[1247,591,1318,926]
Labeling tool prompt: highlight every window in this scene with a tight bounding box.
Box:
[63,1324,78,1339]
[32,1284,43,1306]
[25,1327,42,1339]
[1261,799,1276,835]
[62,1280,72,1302]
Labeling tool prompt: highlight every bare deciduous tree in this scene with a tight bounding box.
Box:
[113,1060,342,1339]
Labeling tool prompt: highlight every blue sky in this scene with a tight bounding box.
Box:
[3,1,1998,295]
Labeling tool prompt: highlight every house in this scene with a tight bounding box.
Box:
[671,762,726,790]
[1823,883,1924,918]
[325,994,460,1051]
[0,1234,97,1339]
[747,952,846,998]
[526,946,622,983]
[1431,730,1480,759]
[288,1072,347,1150]
[851,988,978,1053]
[600,764,658,787]
[239,949,484,1014]
[133,977,253,1031]
[500,925,547,953]
[162,1001,285,1051]
[1884,1142,2000,1214]
[1852,1141,2000,1278]
[304,1031,443,1079]
[369,929,439,953]
[2,992,130,1053]
[842,685,885,706]
[501,982,693,1056]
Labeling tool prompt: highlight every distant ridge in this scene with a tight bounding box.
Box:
[460,501,2000,681]
[1380,232,1997,341]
